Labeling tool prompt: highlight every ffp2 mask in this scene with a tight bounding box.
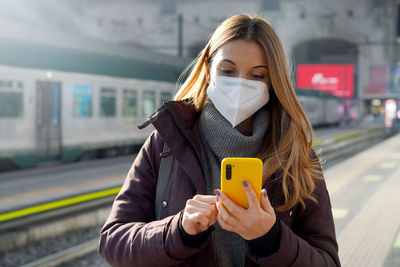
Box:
[206,76,270,127]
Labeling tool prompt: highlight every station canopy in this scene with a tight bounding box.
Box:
[0,20,189,82]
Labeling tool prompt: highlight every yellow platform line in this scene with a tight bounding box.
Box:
[0,187,121,222]
[332,208,349,220]
[363,174,383,182]
[394,231,400,248]
[379,162,396,169]
[0,175,124,205]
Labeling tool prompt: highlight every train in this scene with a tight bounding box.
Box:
[0,36,187,171]
[296,88,343,127]
[0,36,343,171]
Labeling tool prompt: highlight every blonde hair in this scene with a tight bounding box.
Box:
[175,14,322,212]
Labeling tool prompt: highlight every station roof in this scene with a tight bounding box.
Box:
[0,21,190,82]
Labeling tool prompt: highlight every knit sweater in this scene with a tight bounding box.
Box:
[194,101,269,267]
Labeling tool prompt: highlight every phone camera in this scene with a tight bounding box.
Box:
[226,164,232,180]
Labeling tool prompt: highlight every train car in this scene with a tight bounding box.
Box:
[0,36,188,171]
[296,88,343,127]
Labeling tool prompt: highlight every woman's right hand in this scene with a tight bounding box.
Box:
[182,195,218,235]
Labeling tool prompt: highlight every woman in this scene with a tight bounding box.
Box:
[98,14,340,267]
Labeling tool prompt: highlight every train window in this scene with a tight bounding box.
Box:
[100,87,116,117]
[73,85,92,118]
[142,90,155,117]
[160,92,172,106]
[16,81,24,89]
[0,80,13,88]
[0,79,23,118]
[0,92,23,118]
[123,89,138,117]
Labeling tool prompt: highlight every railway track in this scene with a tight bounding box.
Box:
[21,239,99,267]
[317,127,397,168]
[0,195,113,266]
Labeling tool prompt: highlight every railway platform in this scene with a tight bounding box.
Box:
[324,132,400,267]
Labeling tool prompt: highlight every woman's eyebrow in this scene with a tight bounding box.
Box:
[220,59,236,65]
[253,65,268,69]
[220,59,268,69]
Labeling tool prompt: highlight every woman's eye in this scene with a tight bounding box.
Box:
[252,74,265,79]
[219,69,233,74]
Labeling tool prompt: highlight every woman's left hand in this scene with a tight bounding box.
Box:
[214,181,276,240]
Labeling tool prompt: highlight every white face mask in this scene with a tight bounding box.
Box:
[207,76,270,127]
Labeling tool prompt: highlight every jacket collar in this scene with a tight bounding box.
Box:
[138,99,198,130]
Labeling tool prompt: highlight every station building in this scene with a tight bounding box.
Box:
[82,0,400,124]
[0,0,399,123]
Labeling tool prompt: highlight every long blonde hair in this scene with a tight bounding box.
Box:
[175,14,322,212]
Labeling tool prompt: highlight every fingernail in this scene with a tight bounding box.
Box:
[216,197,219,202]
[214,189,220,196]
[263,190,267,198]
[242,181,248,187]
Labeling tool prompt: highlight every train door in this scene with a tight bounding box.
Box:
[36,81,62,159]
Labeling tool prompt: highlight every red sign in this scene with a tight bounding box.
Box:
[296,64,354,98]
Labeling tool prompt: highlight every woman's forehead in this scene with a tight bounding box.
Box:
[213,39,268,66]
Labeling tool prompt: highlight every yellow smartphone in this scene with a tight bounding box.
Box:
[220,157,263,209]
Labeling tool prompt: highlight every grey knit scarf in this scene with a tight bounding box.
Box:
[194,101,269,267]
